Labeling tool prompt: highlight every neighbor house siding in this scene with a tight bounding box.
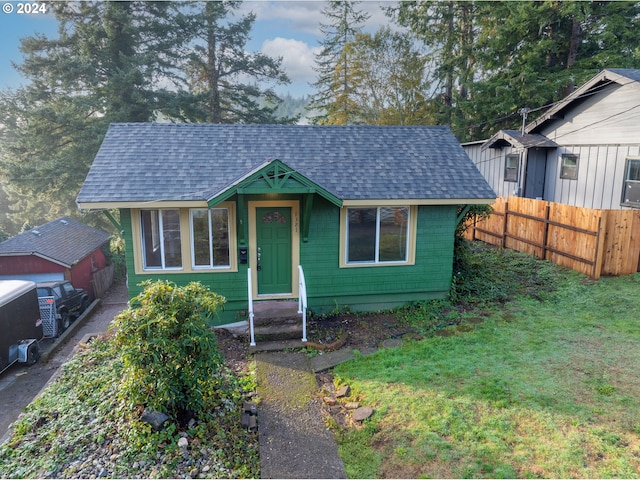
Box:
[300,199,455,314]
[540,82,640,145]
[544,145,640,209]
[465,143,520,198]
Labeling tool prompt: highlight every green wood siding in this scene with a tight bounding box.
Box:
[120,198,456,325]
[300,199,455,314]
[120,209,250,326]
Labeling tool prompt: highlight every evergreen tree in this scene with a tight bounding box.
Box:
[347,28,433,125]
[468,0,640,139]
[308,0,370,125]
[392,0,640,141]
[177,1,292,124]
[0,1,182,231]
[391,1,479,136]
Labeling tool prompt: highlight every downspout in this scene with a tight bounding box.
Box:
[518,148,529,198]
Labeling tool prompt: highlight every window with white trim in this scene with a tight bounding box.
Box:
[504,154,519,182]
[140,209,182,270]
[346,207,409,264]
[622,158,640,207]
[190,208,230,268]
[560,153,579,180]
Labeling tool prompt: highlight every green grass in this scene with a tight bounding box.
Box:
[335,243,640,478]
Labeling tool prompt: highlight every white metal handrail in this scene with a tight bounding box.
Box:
[298,265,308,343]
[248,267,256,346]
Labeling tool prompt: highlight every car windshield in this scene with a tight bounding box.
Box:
[37,286,61,299]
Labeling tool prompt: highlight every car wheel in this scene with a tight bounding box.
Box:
[59,311,70,333]
[26,343,40,366]
[80,298,89,314]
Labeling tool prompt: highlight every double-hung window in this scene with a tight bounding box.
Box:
[190,208,230,268]
[622,158,640,207]
[346,206,409,264]
[504,154,519,182]
[140,209,182,269]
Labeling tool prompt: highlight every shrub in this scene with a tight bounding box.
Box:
[112,280,226,420]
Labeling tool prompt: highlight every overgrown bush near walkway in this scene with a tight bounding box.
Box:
[335,242,640,478]
[0,281,258,479]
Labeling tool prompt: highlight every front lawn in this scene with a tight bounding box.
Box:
[334,243,640,478]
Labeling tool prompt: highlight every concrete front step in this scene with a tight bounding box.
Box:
[252,300,300,326]
[245,300,306,342]
[254,322,303,342]
[249,339,308,353]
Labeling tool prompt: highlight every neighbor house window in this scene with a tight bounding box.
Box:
[346,207,409,264]
[140,209,182,269]
[504,154,519,182]
[190,208,230,268]
[622,158,640,207]
[560,153,579,180]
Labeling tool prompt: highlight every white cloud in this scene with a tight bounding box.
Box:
[261,37,320,84]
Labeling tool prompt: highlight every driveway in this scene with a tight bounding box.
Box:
[0,283,128,444]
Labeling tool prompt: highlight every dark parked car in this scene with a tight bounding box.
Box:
[37,281,89,333]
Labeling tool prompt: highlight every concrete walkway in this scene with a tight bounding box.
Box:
[255,351,347,479]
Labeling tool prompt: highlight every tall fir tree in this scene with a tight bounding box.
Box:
[177,1,292,124]
[347,27,433,125]
[392,1,479,136]
[308,0,370,125]
[392,0,640,141]
[0,1,183,232]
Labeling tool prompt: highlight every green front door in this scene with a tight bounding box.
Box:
[256,207,292,294]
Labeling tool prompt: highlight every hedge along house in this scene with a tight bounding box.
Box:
[76,124,495,326]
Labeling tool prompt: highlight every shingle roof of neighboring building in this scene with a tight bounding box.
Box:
[76,123,496,206]
[482,129,560,150]
[606,68,640,83]
[0,217,111,267]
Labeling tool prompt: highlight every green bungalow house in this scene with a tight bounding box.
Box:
[76,123,495,327]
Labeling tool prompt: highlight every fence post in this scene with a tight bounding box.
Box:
[542,201,551,261]
[502,200,509,248]
[592,212,607,280]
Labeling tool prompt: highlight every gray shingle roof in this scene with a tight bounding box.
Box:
[77,123,496,205]
[482,129,560,150]
[606,68,640,83]
[0,217,111,267]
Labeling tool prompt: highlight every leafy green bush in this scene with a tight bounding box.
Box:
[113,280,226,420]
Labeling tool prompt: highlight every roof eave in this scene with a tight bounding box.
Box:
[0,251,72,268]
[525,69,631,133]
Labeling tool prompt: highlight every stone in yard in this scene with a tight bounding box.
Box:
[178,437,189,450]
[335,385,350,398]
[345,401,360,410]
[244,401,257,415]
[241,412,251,428]
[141,410,170,431]
[381,338,403,349]
[323,396,337,406]
[248,415,258,432]
[352,406,373,421]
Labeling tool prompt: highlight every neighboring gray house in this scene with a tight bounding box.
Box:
[464,68,640,209]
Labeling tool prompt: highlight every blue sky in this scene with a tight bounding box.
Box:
[0,1,396,98]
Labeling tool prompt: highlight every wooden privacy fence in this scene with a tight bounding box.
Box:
[92,264,115,299]
[464,197,640,279]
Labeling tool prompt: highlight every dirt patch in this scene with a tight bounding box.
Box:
[215,311,415,375]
